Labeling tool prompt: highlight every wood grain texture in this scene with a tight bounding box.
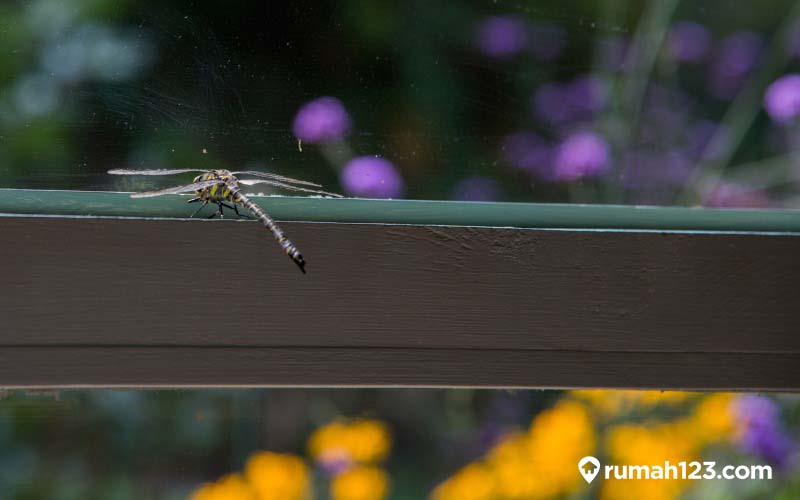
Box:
[1,215,799,388]
[0,348,797,390]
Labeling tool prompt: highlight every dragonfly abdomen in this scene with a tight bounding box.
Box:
[229,189,306,273]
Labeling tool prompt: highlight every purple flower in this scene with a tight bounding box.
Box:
[451,177,504,201]
[553,131,610,181]
[529,23,567,61]
[340,156,405,198]
[733,395,794,467]
[501,131,552,179]
[292,96,352,143]
[533,82,571,123]
[764,74,800,125]
[703,182,771,208]
[475,16,529,59]
[666,21,711,63]
[317,448,353,477]
[716,32,763,76]
[533,75,607,125]
[708,31,764,99]
[569,75,608,113]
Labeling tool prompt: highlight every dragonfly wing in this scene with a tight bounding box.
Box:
[231,170,322,187]
[130,180,225,198]
[108,168,213,176]
[238,178,343,198]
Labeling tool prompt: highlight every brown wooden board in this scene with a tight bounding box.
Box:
[2,215,799,389]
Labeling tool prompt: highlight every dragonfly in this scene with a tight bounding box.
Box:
[108,168,343,273]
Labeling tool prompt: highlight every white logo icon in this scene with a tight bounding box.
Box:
[579,456,601,484]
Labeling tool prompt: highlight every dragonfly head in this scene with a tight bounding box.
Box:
[192,169,236,183]
[213,169,235,181]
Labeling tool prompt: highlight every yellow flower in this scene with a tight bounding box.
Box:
[429,392,738,500]
[638,391,693,407]
[526,400,595,497]
[571,390,627,415]
[244,451,310,500]
[571,390,693,416]
[602,420,697,500]
[331,466,389,500]
[483,400,595,499]
[308,419,392,466]
[430,463,495,500]
[689,393,736,445]
[487,432,542,499]
[348,420,392,463]
[190,474,255,500]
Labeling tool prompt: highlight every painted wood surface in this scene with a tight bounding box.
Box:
[2,212,798,389]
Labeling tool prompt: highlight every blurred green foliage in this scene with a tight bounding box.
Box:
[1,0,800,205]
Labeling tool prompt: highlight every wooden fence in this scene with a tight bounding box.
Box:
[1,188,798,389]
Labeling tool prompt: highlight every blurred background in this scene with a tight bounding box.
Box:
[0,389,798,499]
[3,0,800,206]
[1,1,799,499]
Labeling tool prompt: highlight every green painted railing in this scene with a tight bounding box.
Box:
[1,188,800,233]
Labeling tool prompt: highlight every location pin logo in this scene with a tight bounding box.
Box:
[578,456,601,484]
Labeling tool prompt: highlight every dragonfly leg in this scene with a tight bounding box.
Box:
[229,203,251,219]
[189,200,209,218]
[215,202,226,219]
[206,203,223,219]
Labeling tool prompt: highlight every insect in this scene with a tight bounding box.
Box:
[108,168,343,273]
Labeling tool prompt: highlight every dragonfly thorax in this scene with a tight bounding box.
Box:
[193,170,239,202]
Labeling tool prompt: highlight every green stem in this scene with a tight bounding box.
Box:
[606,0,679,202]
